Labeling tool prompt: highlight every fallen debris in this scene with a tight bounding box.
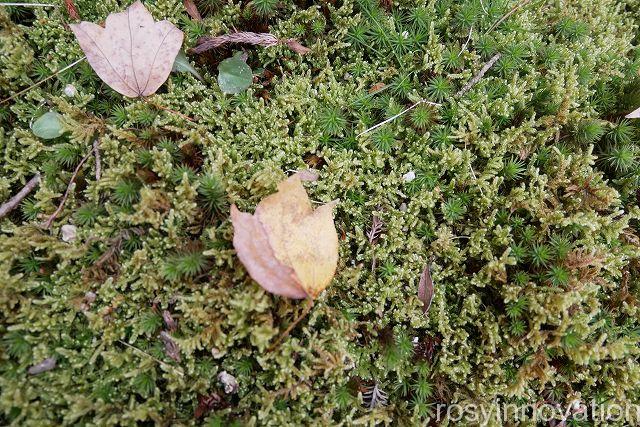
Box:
[456,53,502,98]
[0,173,41,220]
[193,32,310,55]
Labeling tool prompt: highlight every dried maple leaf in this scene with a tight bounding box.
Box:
[627,106,640,119]
[231,175,339,299]
[70,1,183,98]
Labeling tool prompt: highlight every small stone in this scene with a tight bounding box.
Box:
[211,347,223,358]
[402,171,416,182]
[61,224,77,242]
[84,291,97,303]
[28,357,56,375]
[218,371,238,394]
[399,203,407,212]
[63,84,77,97]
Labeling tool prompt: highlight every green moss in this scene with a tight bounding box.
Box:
[1,0,640,425]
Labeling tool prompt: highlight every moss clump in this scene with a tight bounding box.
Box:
[2,0,640,425]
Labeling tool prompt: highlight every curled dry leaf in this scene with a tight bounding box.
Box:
[183,0,202,21]
[417,263,434,314]
[70,1,183,98]
[217,371,239,394]
[231,175,339,299]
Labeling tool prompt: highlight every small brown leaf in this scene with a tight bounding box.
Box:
[417,263,434,314]
[183,0,202,21]
[64,0,80,20]
[194,393,222,419]
[70,1,183,98]
[159,331,181,362]
[231,175,339,299]
[283,39,311,55]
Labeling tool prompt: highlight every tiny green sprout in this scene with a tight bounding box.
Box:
[607,120,636,145]
[379,260,397,278]
[162,250,209,281]
[133,371,155,398]
[509,319,526,336]
[113,179,140,207]
[502,157,526,181]
[74,204,104,227]
[138,311,163,336]
[3,331,31,359]
[52,144,83,168]
[171,165,198,185]
[317,106,347,136]
[601,143,637,174]
[250,0,278,16]
[575,119,605,144]
[390,73,413,99]
[442,44,463,70]
[427,76,453,102]
[510,243,528,263]
[411,376,433,402]
[505,298,528,319]
[549,234,572,260]
[441,197,467,222]
[372,127,397,152]
[530,243,552,267]
[410,104,437,131]
[20,198,41,221]
[110,104,128,126]
[198,174,228,216]
[546,265,570,286]
[562,330,583,349]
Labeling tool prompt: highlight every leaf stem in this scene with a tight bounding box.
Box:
[268,298,314,352]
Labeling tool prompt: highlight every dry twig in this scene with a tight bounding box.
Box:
[0,173,41,220]
[93,140,101,180]
[0,57,85,105]
[485,0,535,34]
[456,53,502,98]
[358,98,441,137]
[193,32,310,55]
[42,144,96,229]
[267,298,314,352]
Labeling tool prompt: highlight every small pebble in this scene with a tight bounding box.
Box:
[63,84,77,97]
[61,224,77,242]
[218,371,238,394]
[402,171,416,182]
[28,357,56,375]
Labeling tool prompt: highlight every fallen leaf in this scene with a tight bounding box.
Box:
[626,106,640,119]
[159,331,181,362]
[172,50,204,81]
[283,39,311,55]
[217,51,253,94]
[417,263,434,314]
[294,169,319,182]
[231,175,339,299]
[70,1,183,98]
[194,393,223,419]
[32,111,64,139]
[64,0,80,19]
[183,0,202,21]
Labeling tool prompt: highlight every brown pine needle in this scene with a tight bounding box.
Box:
[118,340,184,376]
[268,298,314,352]
[42,143,97,229]
[485,0,535,34]
[0,173,41,219]
[93,140,101,180]
[0,57,85,105]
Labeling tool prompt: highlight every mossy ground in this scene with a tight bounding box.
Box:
[2,0,640,425]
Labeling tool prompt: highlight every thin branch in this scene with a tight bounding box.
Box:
[0,173,40,219]
[93,140,101,181]
[456,53,502,98]
[117,340,184,376]
[0,57,85,104]
[193,32,310,55]
[148,100,195,123]
[42,144,96,229]
[485,0,535,34]
[0,2,57,6]
[268,298,314,352]
[358,99,442,137]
